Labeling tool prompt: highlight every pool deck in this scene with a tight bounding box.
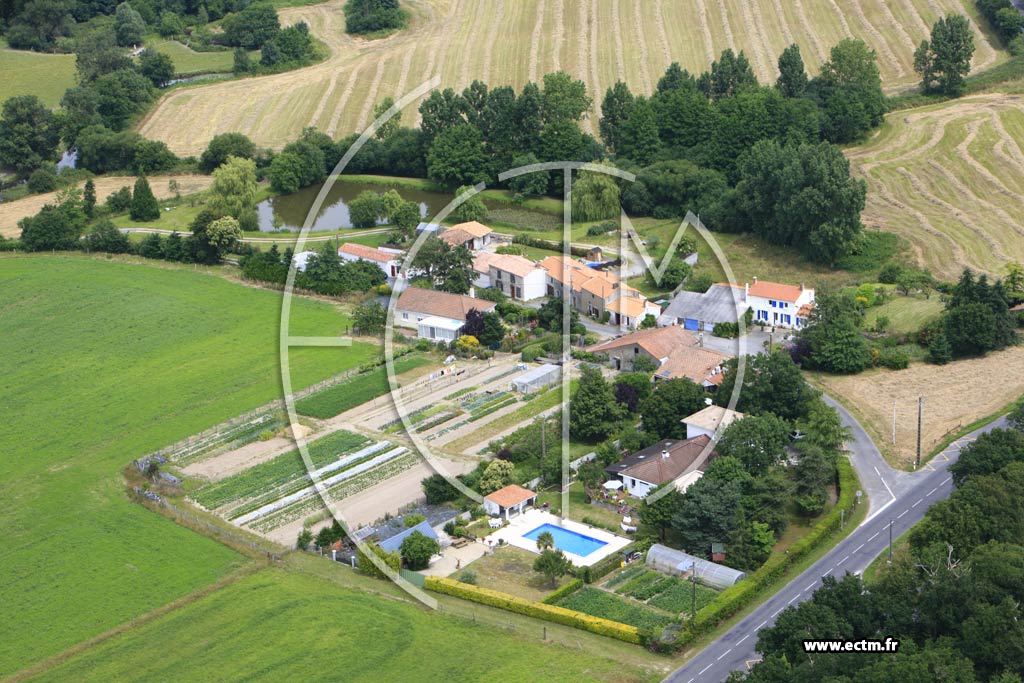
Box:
[487,508,632,566]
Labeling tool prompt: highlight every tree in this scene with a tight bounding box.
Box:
[599,81,635,153]
[129,176,160,221]
[948,428,1024,486]
[0,95,60,174]
[671,476,744,556]
[422,473,460,505]
[452,185,488,223]
[570,366,623,442]
[83,219,131,253]
[199,133,256,173]
[617,96,659,165]
[776,44,808,98]
[541,71,591,124]
[915,14,975,96]
[233,47,252,74]
[698,49,757,100]
[343,0,407,35]
[631,355,658,375]
[795,398,850,450]
[410,238,473,293]
[208,156,258,219]
[638,483,684,541]
[571,169,620,222]
[479,311,504,348]
[353,301,386,334]
[372,96,401,139]
[205,215,242,252]
[792,443,836,517]
[639,378,706,439]
[5,0,75,51]
[19,191,86,251]
[657,62,695,93]
[717,414,791,473]
[533,548,570,587]
[535,530,555,551]
[83,179,96,218]
[399,530,439,570]
[138,49,174,87]
[348,190,383,228]
[810,39,886,143]
[800,291,872,373]
[222,3,280,49]
[614,373,653,412]
[114,2,146,46]
[296,528,313,550]
[506,153,549,197]
[357,543,401,578]
[427,123,489,187]
[715,351,816,421]
[928,332,953,365]
[478,459,514,494]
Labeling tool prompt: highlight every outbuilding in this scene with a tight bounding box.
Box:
[510,363,561,394]
[645,543,746,589]
[483,484,537,520]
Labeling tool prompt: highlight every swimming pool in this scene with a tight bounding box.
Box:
[523,523,608,557]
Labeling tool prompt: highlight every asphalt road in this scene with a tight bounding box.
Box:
[664,415,1009,683]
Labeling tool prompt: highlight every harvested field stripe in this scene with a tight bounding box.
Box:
[395,44,414,98]
[630,0,652,93]
[694,0,717,64]
[611,0,626,82]
[327,64,362,137]
[791,0,826,62]
[767,0,795,46]
[925,155,1024,238]
[589,0,600,102]
[482,0,505,83]
[956,117,1024,208]
[877,0,916,69]
[871,183,965,265]
[552,0,564,73]
[714,0,737,52]
[528,0,547,83]
[357,59,387,130]
[991,110,1024,175]
[653,0,672,64]
[894,0,931,37]
[737,0,773,81]
[310,69,341,129]
[844,2,903,76]
[459,0,486,89]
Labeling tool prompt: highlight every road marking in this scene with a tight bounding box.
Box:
[941,477,952,485]
[928,488,937,495]
[874,466,896,499]
[787,595,799,604]
[717,648,732,661]
[699,664,713,675]
[868,532,879,541]
[805,581,816,592]
[771,608,783,618]
[757,620,768,630]
[685,679,694,683]
[737,634,749,645]
[837,555,849,566]
[822,568,833,577]
[911,498,923,508]
[897,510,908,519]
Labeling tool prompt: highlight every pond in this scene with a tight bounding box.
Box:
[256,180,457,232]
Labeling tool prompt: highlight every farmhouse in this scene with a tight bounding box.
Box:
[654,345,732,389]
[658,283,748,332]
[682,405,745,440]
[337,242,403,278]
[587,326,733,387]
[539,255,658,328]
[480,253,547,301]
[744,278,815,329]
[483,484,537,520]
[471,252,499,288]
[439,221,493,251]
[394,287,496,341]
[604,436,715,498]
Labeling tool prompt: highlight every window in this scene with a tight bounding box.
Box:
[402,312,408,320]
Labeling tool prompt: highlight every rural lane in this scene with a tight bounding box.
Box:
[663,412,1010,683]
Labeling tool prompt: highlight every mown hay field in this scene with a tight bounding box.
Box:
[810,346,1024,469]
[848,93,1024,280]
[138,0,1003,156]
[0,40,77,107]
[0,255,375,676]
[0,174,214,238]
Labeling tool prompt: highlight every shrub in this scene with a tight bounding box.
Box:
[424,576,644,644]
[521,344,544,362]
[877,347,909,370]
[712,322,738,338]
[356,543,401,578]
[27,168,58,193]
[456,569,477,585]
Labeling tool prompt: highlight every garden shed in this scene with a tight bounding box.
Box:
[645,544,746,589]
[510,363,561,394]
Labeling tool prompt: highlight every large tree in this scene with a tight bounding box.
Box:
[599,81,635,154]
[410,237,473,293]
[399,531,439,570]
[810,39,886,143]
[129,176,160,221]
[914,14,975,96]
[799,291,872,373]
[716,414,791,473]
[208,156,258,220]
[776,44,809,98]
[569,366,623,442]
[427,123,489,187]
[639,378,706,439]
[0,96,60,173]
[715,351,816,422]
[533,548,570,587]
[199,132,256,173]
[19,190,86,251]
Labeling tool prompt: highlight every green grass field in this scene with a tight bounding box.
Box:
[28,567,654,683]
[0,40,76,107]
[149,40,257,75]
[0,255,378,676]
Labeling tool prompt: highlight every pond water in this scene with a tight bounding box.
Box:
[256,180,456,232]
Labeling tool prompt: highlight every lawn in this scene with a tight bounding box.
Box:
[0,40,76,107]
[149,40,257,75]
[862,289,944,334]
[463,545,574,602]
[538,482,625,532]
[28,567,655,683]
[0,255,377,676]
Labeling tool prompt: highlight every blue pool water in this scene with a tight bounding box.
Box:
[523,523,608,557]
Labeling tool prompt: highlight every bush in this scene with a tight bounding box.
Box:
[456,569,477,585]
[27,168,58,193]
[878,262,902,284]
[877,347,909,370]
[712,322,738,338]
[356,543,401,578]
[424,576,645,644]
[521,344,544,362]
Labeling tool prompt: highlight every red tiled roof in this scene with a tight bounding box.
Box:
[396,287,495,321]
[748,280,807,302]
[484,484,536,508]
[338,242,395,263]
[450,221,492,238]
[588,325,697,359]
[439,228,475,247]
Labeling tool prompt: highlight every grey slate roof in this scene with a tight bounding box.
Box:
[377,520,439,553]
[658,284,747,327]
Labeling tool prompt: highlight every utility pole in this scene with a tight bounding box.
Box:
[916,397,924,469]
[691,568,697,617]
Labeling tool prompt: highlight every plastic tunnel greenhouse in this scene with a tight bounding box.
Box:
[645,544,746,590]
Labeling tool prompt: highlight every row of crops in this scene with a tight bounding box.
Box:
[604,567,718,616]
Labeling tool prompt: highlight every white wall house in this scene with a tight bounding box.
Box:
[488,254,547,301]
[337,243,403,279]
[743,278,815,329]
[394,288,497,338]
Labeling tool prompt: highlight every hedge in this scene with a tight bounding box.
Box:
[425,576,645,644]
[584,543,637,583]
[542,577,583,604]
[690,456,859,634]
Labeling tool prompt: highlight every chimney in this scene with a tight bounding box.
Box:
[744,282,749,302]
[469,286,476,298]
[800,283,805,292]
[752,276,758,286]
[661,449,670,459]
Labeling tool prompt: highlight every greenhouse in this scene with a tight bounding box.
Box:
[645,544,746,590]
[510,363,561,394]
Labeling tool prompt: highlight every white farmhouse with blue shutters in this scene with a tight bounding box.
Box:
[744,278,815,329]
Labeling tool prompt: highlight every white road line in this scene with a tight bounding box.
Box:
[874,466,896,499]
[854,544,864,553]
[771,608,783,618]
[928,487,938,495]
[805,581,816,592]
[941,477,952,485]
[757,620,768,629]
[897,510,908,519]
[868,532,879,542]
[737,634,749,645]
[911,498,923,508]
[822,568,833,576]
[837,555,849,566]
[717,648,732,661]
[863,498,896,525]
[787,595,799,604]
[699,664,713,675]
[685,679,694,683]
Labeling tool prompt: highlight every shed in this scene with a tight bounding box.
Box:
[417,315,464,342]
[377,520,439,553]
[645,544,746,589]
[483,484,537,520]
[510,363,561,394]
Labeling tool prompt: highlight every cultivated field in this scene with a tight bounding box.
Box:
[139,0,1001,155]
[849,93,1024,279]
[0,174,214,238]
[810,345,1024,469]
[0,255,373,676]
[0,40,76,107]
